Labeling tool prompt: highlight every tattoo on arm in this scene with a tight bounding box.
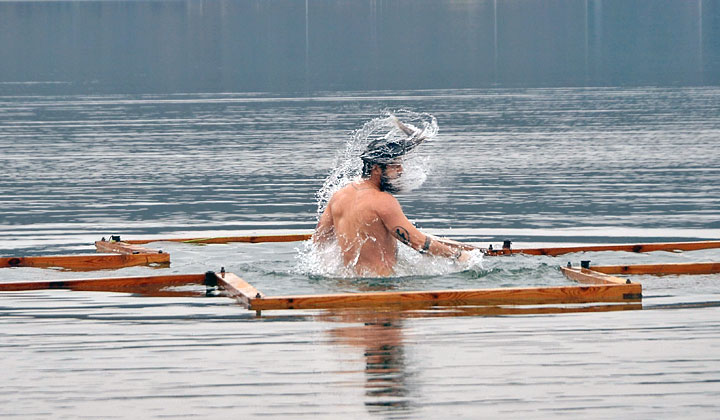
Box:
[421,236,432,253]
[394,226,411,246]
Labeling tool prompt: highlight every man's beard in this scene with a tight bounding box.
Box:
[379,172,402,194]
[379,167,426,194]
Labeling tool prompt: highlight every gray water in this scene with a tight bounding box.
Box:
[3,1,720,418]
[2,87,720,418]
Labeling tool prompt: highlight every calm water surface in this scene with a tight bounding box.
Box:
[1,87,720,418]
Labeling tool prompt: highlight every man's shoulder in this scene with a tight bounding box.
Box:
[370,190,401,215]
[332,183,399,208]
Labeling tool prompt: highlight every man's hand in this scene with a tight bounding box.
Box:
[456,250,471,263]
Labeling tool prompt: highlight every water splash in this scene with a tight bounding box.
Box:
[295,238,484,279]
[314,109,438,217]
[296,110,482,278]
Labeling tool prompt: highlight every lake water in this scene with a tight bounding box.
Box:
[2,87,720,418]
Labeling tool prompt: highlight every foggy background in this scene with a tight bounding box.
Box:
[1,0,718,94]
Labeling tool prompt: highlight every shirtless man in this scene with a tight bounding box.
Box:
[313,123,471,276]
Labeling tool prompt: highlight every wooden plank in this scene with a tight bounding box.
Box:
[486,240,720,256]
[561,266,630,285]
[591,262,720,276]
[248,283,641,311]
[0,273,206,292]
[214,272,264,307]
[0,253,169,271]
[94,240,164,255]
[124,233,312,245]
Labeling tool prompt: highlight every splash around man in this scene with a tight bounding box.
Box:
[312,117,471,277]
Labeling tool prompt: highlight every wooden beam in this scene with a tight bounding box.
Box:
[123,233,312,245]
[248,283,641,311]
[561,266,630,285]
[214,272,264,307]
[0,273,206,292]
[0,253,169,271]
[487,240,720,256]
[94,240,164,255]
[590,262,720,276]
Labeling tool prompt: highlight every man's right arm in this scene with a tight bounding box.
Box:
[312,202,335,244]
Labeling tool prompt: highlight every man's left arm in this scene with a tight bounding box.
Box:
[376,194,469,261]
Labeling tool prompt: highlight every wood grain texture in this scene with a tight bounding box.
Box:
[248,283,642,310]
[561,267,630,285]
[0,273,206,292]
[591,262,720,276]
[0,253,169,270]
[94,240,164,255]
[215,272,265,307]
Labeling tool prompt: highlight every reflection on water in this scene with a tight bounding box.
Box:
[327,312,412,415]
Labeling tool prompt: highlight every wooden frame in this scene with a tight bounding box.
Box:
[1,268,641,312]
[118,234,720,258]
[5,238,718,314]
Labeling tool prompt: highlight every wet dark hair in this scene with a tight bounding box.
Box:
[361,161,385,178]
[359,118,426,178]
[360,138,412,165]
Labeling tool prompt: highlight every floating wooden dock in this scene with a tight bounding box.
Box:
[3,259,718,313]
[3,236,718,315]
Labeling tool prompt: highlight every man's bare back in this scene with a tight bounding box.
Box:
[316,181,398,276]
[313,163,469,277]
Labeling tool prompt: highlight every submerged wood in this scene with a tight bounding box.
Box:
[590,262,720,276]
[0,253,169,271]
[248,283,641,311]
[311,303,643,321]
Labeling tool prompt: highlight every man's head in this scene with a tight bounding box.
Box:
[359,117,428,193]
[361,161,404,193]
